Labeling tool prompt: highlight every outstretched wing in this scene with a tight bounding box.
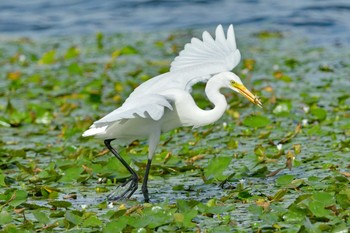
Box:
[94,94,173,126]
[82,94,173,137]
[83,25,241,136]
[128,24,241,97]
[170,24,240,74]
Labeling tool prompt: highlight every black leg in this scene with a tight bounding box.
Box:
[104,139,138,201]
[142,159,152,202]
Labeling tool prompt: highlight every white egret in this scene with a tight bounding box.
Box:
[83,25,262,202]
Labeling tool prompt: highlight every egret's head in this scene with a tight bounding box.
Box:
[222,72,262,108]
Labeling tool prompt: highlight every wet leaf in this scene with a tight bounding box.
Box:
[33,210,50,225]
[38,50,56,64]
[255,31,283,39]
[120,45,139,55]
[82,215,103,227]
[242,115,270,128]
[276,175,295,186]
[308,192,335,218]
[204,156,232,181]
[65,46,80,59]
[271,189,288,202]
[9,190,27,207]
[49,200,72,209]
[0,210,13,225]
[0,173,7,187]
[65,211,83,226]
[103,220,127,233]
[310,106,327,121]
[96,32,104,49]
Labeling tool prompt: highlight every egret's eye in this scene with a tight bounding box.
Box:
[230,80,236,85]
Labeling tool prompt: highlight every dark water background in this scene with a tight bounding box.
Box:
[0,0,349,44]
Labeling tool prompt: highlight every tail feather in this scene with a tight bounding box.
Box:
[82,125,108,137]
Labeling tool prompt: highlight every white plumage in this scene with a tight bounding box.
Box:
[83,25,261,202]
[83,25,240,138]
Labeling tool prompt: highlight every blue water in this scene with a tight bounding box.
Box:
[1,0,349,44]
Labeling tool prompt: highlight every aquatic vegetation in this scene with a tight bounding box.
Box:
[0,29,349,232]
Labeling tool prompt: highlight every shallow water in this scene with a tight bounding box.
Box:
[1,0,350,44]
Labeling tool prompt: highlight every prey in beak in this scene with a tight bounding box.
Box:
[232,82,262,108]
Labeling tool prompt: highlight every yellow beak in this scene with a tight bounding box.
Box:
[232,83,262,108]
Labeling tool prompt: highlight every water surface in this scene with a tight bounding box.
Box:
[1,0,349,44]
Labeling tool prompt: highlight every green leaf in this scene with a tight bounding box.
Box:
[255,31,283,39]
[58,166,84,183]
[33,210,50,225]
[65,211,82,226]
[38,50,56,64]
[312,192,334,206]
[49,200,72,208]
[65,46,80,59]
[276,175,295,186]
[271,189,288,202]
[127,206,173,229]
[103,220,127,233]
[96,32,104,49]
[120,45,139,55]
[82,215,102,227]
[174,209,197,228]
[310,107,327,121]
[242,115,270,128]
[307,192,335,218]
[336,189,350,209]
[9,190,27,207]
[176,199,200,213]
[68,63,83,75]
[283,206,306,223]
[204,156,232,180]
[0,210,13,225]
[308,200,331,218]
[0,173,7,187]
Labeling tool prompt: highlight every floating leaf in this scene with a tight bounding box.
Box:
[82,215,103,228]
[271,189,288,202]
[49,200,72,209]
[103,220,127,233]
[0,210,13,225]
[9,190,27,207]
[96,32,104,49]
[307,192,335,218]
[0,173,6,187]
[255,31,283,39]
[33,210,50,225]
[65,46,80,59]
[284,58,300,69]
[276,175,295,186]
[120,45,139,55]
[204,156,232,181]
[242,115,270,128]
[38,50,56,64]
[65,211,82,226]
[310,106,327,121]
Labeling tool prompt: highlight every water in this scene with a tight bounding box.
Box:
[1,0,350,44]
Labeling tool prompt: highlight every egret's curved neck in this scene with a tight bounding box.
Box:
[192,76,227,127]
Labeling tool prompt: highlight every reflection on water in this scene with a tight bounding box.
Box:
[0,0,349,43]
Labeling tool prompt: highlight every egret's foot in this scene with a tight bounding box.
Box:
[107,176,138,201]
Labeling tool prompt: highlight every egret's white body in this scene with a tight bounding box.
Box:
[83,25,261,202]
